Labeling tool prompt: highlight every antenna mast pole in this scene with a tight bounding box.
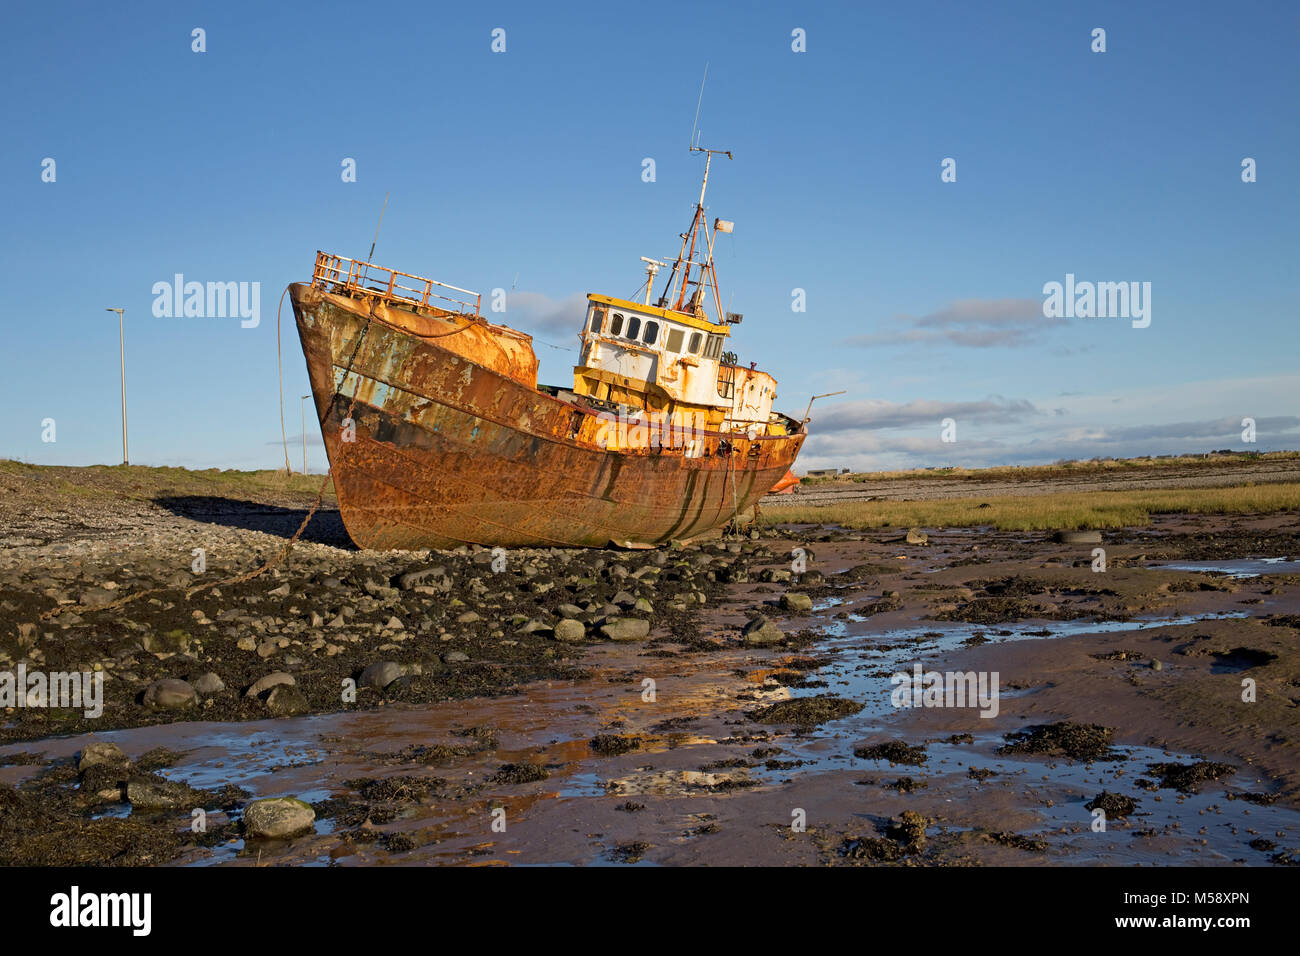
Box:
[659,145,732,314]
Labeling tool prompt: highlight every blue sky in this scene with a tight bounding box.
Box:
[2,0,1296,472]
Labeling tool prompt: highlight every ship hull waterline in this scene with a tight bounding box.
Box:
[289,283,805,550]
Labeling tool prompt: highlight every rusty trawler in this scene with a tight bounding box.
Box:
[289,148,805,549]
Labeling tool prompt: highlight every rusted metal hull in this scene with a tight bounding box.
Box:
[290,283,805,550]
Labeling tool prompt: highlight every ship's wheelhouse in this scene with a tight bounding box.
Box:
[584,302,723,361]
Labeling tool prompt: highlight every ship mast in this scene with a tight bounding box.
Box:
[657,146,732,323]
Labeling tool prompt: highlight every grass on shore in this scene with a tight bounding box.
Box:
[0,459,334,500]
[764,482,1300,531]
[802,450,1300,485]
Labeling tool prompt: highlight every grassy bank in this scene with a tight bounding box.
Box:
[801,450,1300,485]
[764,482,1300,531]
[0,460,333,502]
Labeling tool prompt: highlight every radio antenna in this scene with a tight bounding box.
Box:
[367,191,389,263]
[688,63,708,148]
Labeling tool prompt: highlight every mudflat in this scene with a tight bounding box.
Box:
[0,461,1296,865]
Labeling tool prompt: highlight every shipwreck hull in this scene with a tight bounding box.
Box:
[290,283,804,550]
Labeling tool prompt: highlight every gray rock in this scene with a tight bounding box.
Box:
[142,630,192,654]
[244,671,296,699]
[456,611,482,624]
[743,616,785,645]
[126,776,197,809]
[905,528,929,545]
[443,651,470,663]
[79,587,117,608]
[780,592,813,614]
[192,672,226,696]
[611,590,637,608]
[600,618,651,642]
[359,661,404,690]
[556,604,584,620]
[243,797,316,839]
[745,624,785,645]
[265,684,310,716]
[142,678,197,710]
[397,566,450,590]
[553,619,586,643]
[78,741,128,772]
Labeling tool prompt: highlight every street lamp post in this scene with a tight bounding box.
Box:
[105,308,128,465]
[301,394,312,474]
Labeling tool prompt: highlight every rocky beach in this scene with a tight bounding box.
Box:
[0,462,1297,866]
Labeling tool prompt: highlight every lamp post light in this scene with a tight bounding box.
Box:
[105,308,128,465]
[301,394,312,475]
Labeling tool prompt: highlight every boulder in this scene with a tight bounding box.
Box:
[243,797,316,839]
[142,678,197,710]
[78,741,128,773]
[600,618,651,642]
[358,661,404,690]
[265,684,310,716]
[780,592,813,614]
[553,619,587,643]
[192,672,226,696]
[244,672,296,699]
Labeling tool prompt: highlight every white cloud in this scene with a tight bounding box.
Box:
[842,298,1063,349]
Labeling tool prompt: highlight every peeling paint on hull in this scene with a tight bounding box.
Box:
[290,283,804,550]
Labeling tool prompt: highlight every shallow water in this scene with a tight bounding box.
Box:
[1154,557,1300,578]
[1,574,1293,866]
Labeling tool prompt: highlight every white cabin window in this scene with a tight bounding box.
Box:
[665,328,684,352]
[626,316,642,340]
[610,312,624,336]
[687,332,702,354]
[642,321,659,345]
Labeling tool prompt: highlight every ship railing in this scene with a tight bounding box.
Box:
[312,251,482,317]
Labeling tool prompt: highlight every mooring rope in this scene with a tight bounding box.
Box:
[38,290,374,622]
